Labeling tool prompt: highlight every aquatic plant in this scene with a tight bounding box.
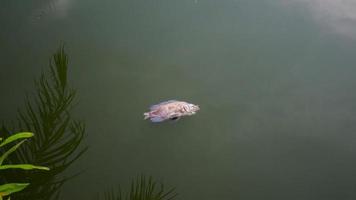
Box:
[0,45,87,200]
[0,132,49,200]
[103,176,177,200]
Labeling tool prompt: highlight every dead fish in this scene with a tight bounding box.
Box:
[144,100,200,122]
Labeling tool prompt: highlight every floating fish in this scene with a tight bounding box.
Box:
[144,100,200,122]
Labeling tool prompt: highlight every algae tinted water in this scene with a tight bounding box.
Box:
[1,0,356,199]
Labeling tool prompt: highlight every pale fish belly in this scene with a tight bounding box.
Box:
[143,100,200,122]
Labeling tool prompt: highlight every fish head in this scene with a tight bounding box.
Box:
[188,104,200,112]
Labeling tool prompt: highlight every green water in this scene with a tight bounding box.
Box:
[1,0,356,199]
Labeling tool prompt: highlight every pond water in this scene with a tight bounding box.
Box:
[1,0,356,199]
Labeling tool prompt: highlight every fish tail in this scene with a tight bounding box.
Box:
[143,112,150,120]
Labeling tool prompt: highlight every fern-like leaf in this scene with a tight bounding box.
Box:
[0,44,87,200]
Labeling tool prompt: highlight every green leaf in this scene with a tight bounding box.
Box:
[0,183,29,197]
[0,140,26,165]
[0,132,33,148]
[102,176,177,200]
[0,164,49,171]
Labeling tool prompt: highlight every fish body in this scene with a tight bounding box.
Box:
[144,100,200,122]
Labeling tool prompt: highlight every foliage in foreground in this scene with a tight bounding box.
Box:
[0,45,87,200]
[103,176,177,200]
[0,132,49,200]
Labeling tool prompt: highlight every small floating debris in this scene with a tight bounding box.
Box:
[144,100,200,122]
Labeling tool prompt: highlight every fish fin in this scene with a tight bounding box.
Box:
[150,100,178,110]
[143,112,150,120]
[150,116,165,123]
[149,105,160,110]
[159,100,178,104]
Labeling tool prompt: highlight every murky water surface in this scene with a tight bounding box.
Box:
[1,0,356,199]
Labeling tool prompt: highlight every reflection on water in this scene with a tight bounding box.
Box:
[30,0,73,22]
[279,0,356,38]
